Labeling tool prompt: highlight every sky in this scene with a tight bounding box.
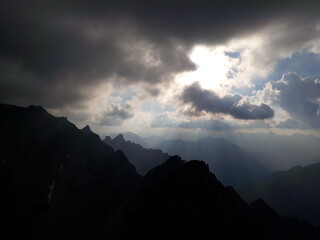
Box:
[1,0,320,138]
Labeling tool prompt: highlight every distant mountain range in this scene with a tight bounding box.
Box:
[143,135,166,148]
[103,131,273,190]
[82,128,169,175]
[102,134,169,175]
[1,103,319,239]
[225,132,320,170]
[112,132,320,180]
[109,132,150,148]
[244,162,320,226]
[157,137,270,191]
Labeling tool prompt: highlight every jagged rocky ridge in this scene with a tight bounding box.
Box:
[0,104,319,240]
[117,155,319,240]
[110,132,150,149]
[0,104,140,239]
[103,134,170,175]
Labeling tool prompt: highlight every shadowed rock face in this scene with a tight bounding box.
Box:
[0,104,141,240]
[103,134,170,175]
[118,156,320,240]
[1,104,319,240]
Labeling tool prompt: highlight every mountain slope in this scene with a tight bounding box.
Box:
[158,137,269,190]
[104,134,169,175]
[245,163,320,225]
[117,156,320,240]
[0,104,140,239]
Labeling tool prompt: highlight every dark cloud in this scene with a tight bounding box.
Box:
[179,120,230,130]
[181,82,274,120]
[100,104,134,126]
[116,0,320,45]
[271,73,320,128]
[0,0,319,108]
[0,1,195,107]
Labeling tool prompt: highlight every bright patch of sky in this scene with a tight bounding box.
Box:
[176,45,236,94]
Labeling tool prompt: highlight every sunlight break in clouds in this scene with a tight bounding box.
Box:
[176,45,235,94]
[175,34,269,95]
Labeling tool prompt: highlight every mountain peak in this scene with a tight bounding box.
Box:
[113,134,125,143]
[27,105,47,113]
[122,132,149,148]
[104,135,112,142]
[144,155,185,181]
[81,125,93,134]
[165,155,184,166]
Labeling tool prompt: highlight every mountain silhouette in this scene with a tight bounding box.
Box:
[244,162,320,225]
[0,104,140,239]
[117,156,320,240]
[81,125,94,134]
[1,103,319,240]
[110,132,149,148]
[104,134,170,175]
[158,137,269,190]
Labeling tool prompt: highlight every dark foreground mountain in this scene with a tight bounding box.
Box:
[158,137,269,190]
[117,156,320,240]
[244,162,320,226]
[0,104,140,239]
[103,134,170,175]
[1,104,319,240]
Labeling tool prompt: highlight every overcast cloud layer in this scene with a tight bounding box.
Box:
[1,1,320,133]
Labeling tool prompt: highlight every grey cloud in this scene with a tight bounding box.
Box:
[0,1,195,108]
[182,82,274,119]
[120,0,320,45]
[100,104,134,126]
[179,119,271,130]
[271,72,320,128]
[1,1,319,109]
